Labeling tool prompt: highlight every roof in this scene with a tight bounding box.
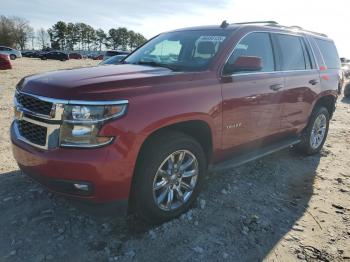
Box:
[170,21,329,39]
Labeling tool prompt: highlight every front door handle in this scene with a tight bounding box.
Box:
[309,79,319,85]
[270,84,284,91]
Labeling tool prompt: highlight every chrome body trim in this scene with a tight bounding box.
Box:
[17,89,129,106]
[13,117,60,150]
[220,30,320,77]
[60,137,115,148]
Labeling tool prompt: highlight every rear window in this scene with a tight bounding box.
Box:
[276,34,307,70]
[315,39,340,69]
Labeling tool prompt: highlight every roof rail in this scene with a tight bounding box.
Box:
[229,21,328,38]
[288,26,328,37]
[234,21,278,25]
[267,24,328,37]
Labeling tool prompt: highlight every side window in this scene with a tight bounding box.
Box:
[276,34,306,70]
[300,39,311,69]
[303,38,317,69]
[224,32,275,75]
[315,39,340,69]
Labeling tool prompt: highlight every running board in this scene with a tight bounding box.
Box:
[210,137,301,173]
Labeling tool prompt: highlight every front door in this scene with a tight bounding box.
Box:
[221,32,284,151]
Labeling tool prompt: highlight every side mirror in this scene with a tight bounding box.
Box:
[223,56,262,75]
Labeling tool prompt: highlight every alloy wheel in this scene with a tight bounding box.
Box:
[310,113,327,149]
[152,150,199,211]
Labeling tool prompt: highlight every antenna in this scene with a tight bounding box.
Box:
[220,20,229,29]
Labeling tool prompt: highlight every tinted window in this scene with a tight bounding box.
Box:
[301,43,311,69]
[276,35,306,70]
[315,39,340,69]
[225,32,275,74]
[303,38,316,69]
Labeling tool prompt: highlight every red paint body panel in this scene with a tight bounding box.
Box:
[0,54,12,70]
[11,25,340,202]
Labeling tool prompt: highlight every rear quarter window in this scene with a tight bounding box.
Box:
[315,39,340,69]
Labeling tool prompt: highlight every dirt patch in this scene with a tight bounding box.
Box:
[0,58,349,261]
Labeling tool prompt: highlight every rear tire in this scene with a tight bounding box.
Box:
[131,131,207,224]
[296,106,330,155]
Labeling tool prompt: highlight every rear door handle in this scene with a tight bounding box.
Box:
[270,84,284,91]
[309,79,319,85]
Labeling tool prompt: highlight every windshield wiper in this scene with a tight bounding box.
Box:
[136,61,180,71]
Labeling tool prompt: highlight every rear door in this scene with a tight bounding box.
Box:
[273,33,321,134]
[221,32,284,151]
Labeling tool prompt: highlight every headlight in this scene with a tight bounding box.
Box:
[60,103,128,148]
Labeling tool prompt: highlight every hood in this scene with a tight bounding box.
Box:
[18,64,193,100]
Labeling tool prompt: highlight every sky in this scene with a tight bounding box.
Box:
[1,0,349,57]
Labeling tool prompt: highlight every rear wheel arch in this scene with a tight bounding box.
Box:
[311,94,337,119]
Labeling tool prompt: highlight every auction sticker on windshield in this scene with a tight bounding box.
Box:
[198,36,226,42]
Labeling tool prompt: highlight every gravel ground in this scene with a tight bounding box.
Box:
[0,58,349,262]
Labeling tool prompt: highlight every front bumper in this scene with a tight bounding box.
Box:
[11,123,136,202]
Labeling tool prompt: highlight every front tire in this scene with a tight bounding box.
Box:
[132,131,207,223]
[296,106,330,155]
[10,54,16,60]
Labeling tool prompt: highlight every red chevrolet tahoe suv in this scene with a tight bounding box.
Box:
[11,21,341,222]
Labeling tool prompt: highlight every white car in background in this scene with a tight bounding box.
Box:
[0,46,22,60]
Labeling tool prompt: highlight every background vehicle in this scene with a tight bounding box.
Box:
[341,58,350,79]
[40,51,69,61]
[22,51,42,58]
[99,54,127,65]
[344,82,350,97]
[69,53,83,59]
[11,21,340,223]
[103,50,130,60]
[0,54,12,70]
[92,54,104,60]
[0,46,22,60]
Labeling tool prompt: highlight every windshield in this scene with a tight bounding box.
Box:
[124,29,232,71]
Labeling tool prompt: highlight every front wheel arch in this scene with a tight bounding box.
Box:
[129,130,207,222]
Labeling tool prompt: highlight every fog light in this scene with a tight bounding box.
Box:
[73,183,90,191]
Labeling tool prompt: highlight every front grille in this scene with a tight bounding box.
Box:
[18,120,47,146]
[16,92,53,116]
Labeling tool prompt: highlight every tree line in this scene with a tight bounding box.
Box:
[0,16,34,50]
[0,15,147,51]
[48,21,147,51]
